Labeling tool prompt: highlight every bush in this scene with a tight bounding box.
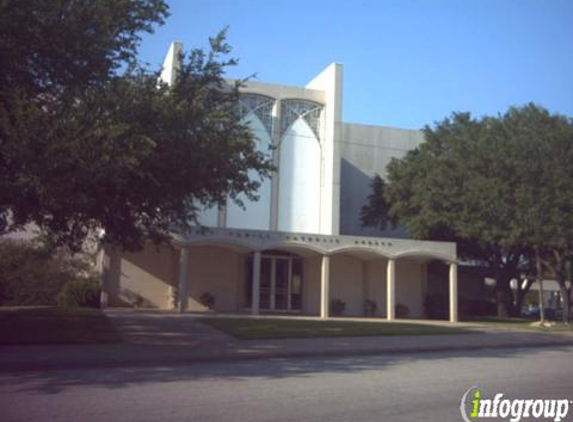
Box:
[57,277,101,308]
[199,292,215,309]
[330,298,346,316]
[395,303,410,318]
[364,300,377,316]
[0,239,86,306]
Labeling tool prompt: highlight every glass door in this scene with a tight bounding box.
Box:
[246,253,303,312]
[274,257,290,310]
[259,257,272,310]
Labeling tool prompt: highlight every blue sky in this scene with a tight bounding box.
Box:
[138,0,573,130]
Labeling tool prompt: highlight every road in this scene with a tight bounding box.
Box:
[1,346,572,422]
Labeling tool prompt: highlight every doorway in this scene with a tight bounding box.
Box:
[246,253,303,312]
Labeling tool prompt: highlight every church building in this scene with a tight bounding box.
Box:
[100,42,462,322]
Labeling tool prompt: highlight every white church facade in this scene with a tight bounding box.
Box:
[100,42,461,322]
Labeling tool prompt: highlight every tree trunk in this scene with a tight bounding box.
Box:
[494,276,515,317]
[569,286,572,323]
[563,258,573,322]
[491,256,519,318]
[555,270,570,323]
[515,278,533,315]
[535,247,545,322]
[546,249,570,323]
[560,282,571,323]
[495,290,511,317]
[568,259,573,323]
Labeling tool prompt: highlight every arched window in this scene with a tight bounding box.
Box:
[277,99,324,233]
[239,93,274,136]
[280,99,323,140]
[226,93,275,230]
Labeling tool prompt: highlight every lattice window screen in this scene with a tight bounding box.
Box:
[239,94,274,135]
[280,100,323,139]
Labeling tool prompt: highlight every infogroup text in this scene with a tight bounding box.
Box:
[460,387,571,422]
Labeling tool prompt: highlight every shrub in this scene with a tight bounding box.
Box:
[330,298,346,316]
[57,277,101,308]
[364,299,377,316]
[395,303,410,318]
[0,239,85,306]
[199,292,215,309]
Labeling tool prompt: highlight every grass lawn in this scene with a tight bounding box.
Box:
[198,317,473,340]
[463,316,573,332]
[0,307,120,345]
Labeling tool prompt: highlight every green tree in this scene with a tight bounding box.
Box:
[362,105,573,318]
[507,105,573,322]
[0,0,273,251]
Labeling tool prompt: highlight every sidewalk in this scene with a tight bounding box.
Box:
[1,309,572,372]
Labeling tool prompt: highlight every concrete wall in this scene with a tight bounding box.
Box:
[172,75,332,235]
[185,246,242,312]
[230,77,334,236]
[278,118,322,233]
[330,255,365,316]
[226,112,273,230]
[306,63,343,235]
[102,244,429,318]
[325,255,426,318]
[364,259,388,317]
[395,259,425,318]
[303,255,321,315]
[102,244,175,308]
[337,123,425,237]
[103,245,244,311]
[361,258,425,318]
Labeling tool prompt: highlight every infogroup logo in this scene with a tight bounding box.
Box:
[460,387,571,422]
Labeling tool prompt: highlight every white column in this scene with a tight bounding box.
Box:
[320,255,330,319]
[449,262,458,323]
[251,251,262,315]
[386,258,396,320]
[178,246,189,313]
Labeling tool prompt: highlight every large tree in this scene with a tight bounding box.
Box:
[0,0,273,251]
[507,105,573,322]
[362,104,573,318]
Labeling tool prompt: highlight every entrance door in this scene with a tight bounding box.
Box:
[259,257,272,310]
[247,254,302,312]
[273,257,290,310]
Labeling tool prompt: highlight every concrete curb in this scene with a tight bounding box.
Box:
[2,338,573,373]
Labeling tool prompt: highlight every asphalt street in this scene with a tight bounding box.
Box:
[1,346,572,422]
